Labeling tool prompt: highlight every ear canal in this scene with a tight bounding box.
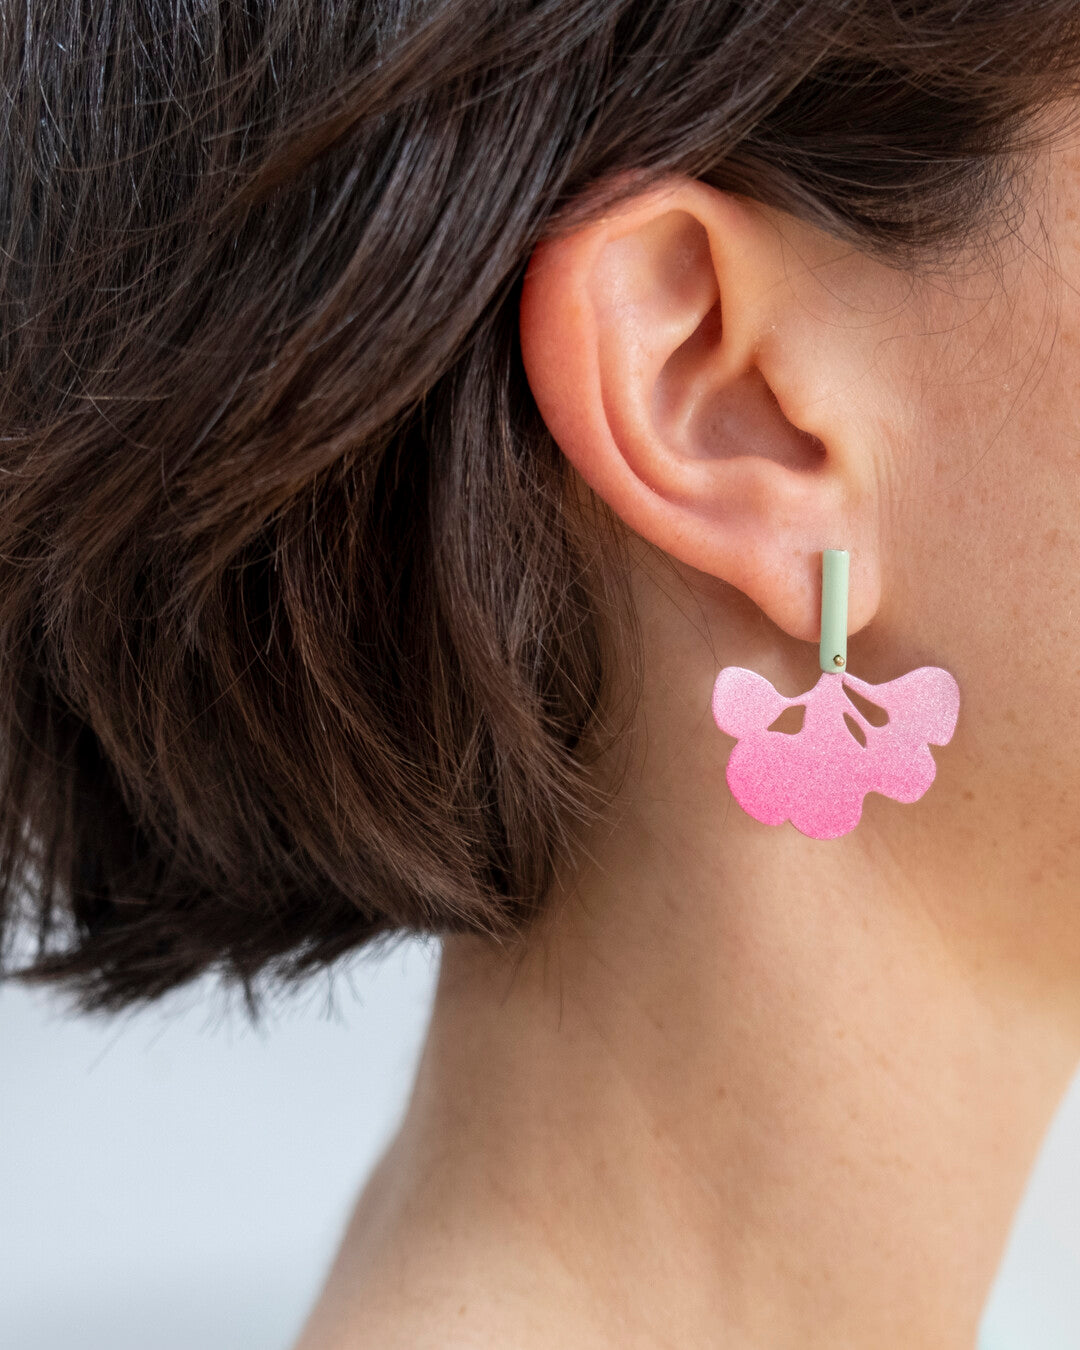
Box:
[661,360,827,470]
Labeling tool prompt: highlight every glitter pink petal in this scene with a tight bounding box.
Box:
[711,665,960,840]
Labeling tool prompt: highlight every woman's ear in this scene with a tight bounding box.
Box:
[519,176,882,645]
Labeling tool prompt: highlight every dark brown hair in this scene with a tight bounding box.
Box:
[2,0,1079,1011]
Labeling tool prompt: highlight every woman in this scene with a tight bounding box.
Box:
[3,1,1080,1345]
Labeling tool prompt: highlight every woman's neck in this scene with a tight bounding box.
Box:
[299,811,1078,1349]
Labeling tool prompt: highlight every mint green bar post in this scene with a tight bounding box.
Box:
[819,548,849,673]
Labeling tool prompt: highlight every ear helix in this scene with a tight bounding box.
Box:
[710,549,960,840]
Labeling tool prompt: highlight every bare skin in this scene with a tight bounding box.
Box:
[295,118,1080,1348]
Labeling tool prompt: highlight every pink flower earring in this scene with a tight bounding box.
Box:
[710,550,959,839]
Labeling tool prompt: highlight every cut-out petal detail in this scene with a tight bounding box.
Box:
[843,713,867,748]
[842,683,889,727]
[711,666,959,840]
[768,704,806,736]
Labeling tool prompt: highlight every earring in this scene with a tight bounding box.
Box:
[710,549,960,839]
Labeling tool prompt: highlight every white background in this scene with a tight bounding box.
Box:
[1,936,1077,1349]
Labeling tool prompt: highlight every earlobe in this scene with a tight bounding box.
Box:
[518,176,882,646]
